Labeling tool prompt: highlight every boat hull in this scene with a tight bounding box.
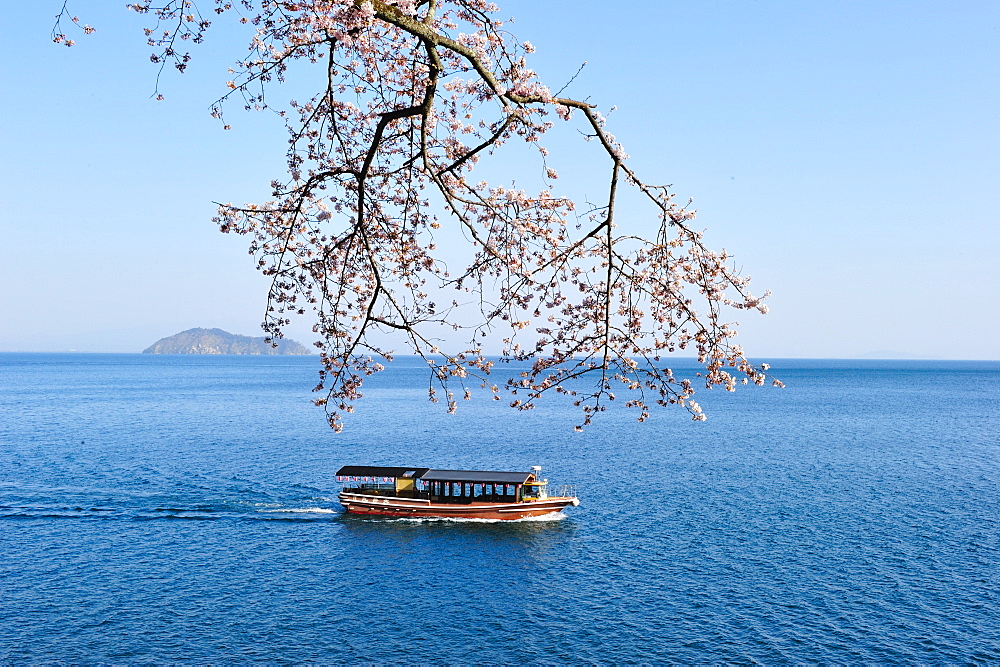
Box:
[338,491,578,520]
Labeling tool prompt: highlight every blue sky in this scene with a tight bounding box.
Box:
[1,1,997,358]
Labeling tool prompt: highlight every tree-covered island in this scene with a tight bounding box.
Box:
[143,328,310,355]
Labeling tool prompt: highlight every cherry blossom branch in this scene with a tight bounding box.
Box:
[58,0,780,431]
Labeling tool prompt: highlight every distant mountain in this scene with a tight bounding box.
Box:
[143,328,310,355]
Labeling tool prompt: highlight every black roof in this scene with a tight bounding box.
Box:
[336,466,429,478]
[420,469,533,484]
[336,466,534,484]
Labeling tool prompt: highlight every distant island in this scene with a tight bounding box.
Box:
[143,328,310,355]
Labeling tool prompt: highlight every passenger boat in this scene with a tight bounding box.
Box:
[335,465,579,520]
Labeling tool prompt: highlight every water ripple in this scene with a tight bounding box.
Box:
[2,355,999,662]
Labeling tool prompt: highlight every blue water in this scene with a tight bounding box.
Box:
[1,354,998,662]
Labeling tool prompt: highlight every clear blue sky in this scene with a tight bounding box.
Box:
[2,1,997,358]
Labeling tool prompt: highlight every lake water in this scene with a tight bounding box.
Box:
[1,354,998,662]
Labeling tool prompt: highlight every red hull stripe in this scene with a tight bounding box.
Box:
[338,492,575,520]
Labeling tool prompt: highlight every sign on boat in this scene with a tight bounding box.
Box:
[336,465,579,520]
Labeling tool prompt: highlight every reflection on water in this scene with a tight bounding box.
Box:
[337,510,579,562]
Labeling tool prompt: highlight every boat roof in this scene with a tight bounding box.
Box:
[416,469,534,484]
[336,466,533,484]
[336,466,429,478]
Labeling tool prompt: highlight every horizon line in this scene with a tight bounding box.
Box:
[1,351,998,363]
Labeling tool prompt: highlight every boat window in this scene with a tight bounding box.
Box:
[473,484,482,497]
[504,484,513,496]
[464,483,471,497]
[443,482,450,497]
[453,482,462,496]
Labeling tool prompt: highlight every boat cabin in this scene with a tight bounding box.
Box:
[335,465,549,504]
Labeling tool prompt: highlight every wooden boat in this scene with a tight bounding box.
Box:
[335,465,579,520]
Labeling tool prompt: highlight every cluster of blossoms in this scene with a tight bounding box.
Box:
[51,9,95,47]
[62,0,779,430]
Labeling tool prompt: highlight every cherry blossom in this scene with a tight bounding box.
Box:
[56,0,781,431]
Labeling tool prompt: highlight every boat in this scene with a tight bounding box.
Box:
[335,465,579,520]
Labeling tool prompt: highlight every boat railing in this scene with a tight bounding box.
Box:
[549,484,577,499]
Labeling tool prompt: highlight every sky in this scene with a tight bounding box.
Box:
[1,1,998,359]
